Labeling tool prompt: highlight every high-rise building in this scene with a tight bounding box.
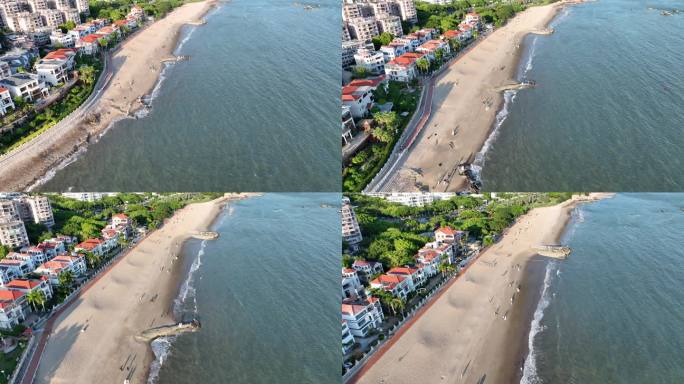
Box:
[25,196,55,228]
[347,17,379,42]
[341,197,363,247]
[0,218,29,248]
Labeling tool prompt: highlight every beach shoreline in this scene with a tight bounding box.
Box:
[0,0,218,191]
[394,1,578,192]
[30,193,257,384]
[351,193,609,384]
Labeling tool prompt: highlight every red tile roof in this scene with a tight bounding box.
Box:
[80,34,103,44]
[5,279,42,290]
[388,52,425,67]
[0,289,25,301]
[371,274,406,289]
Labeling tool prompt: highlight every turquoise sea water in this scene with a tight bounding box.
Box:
[40,0,340,191]
[522,194,684,383]
[151,193,340,383]
[481,0,684,191]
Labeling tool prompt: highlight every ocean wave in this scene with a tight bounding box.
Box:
[520,261,557,384]
[174,239,205,317]
[147,336,176,384]
[471,90,517,182]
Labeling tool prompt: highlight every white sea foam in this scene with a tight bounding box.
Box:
[174,239,205,317]
[471,90,517,182]
[147,336,176,383]
[520,262,557,384]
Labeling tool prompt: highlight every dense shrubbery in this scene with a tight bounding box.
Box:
[345,193,571,269]
[343,82,419,192]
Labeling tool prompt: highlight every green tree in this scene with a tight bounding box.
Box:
[26,289,46,312]
[0,245,9,258]
[415,57,430,74]
[58,270,75,289]
[371,32,394,50]
[82,250,101,269]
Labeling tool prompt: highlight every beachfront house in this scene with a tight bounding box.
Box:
[353,48,385,75]
[49,30,75,48]
[19,246,48,265]
[0,87,15,116]
[341,296,384,338]
[384,52,424,82]
[387,266,426,290]
[352,259,384,284]
[370,273,412,300]
[0,258,34,278]
[0,289,28,330]
[342,321,356,354]
[4,278,53,302]
[342,76,386,119]
[342,268,364,299]
[416,39,450,61]
[74,238,105,256]
[380,39,411,62]
[435,226,465,244]
[0,73,49,101]
[34,254,86,286]
[76,34,102,55]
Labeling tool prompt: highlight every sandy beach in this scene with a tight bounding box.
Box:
[32,193,255,384]
[0,1,216,190]
[351,194,610,384]
[393,2,566,191]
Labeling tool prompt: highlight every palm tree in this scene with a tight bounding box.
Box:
[26,290,46,312]
[78,65,96,87]
[58,270,75,290]
[416,58,430,75]
[389,297,405,317]
[435,48,445,65]
[83,251,100,269]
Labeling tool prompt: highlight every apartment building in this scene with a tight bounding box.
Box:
[0,200,20,221]
[342,197,363,247]
[346,17,379,42]
[39,8,63,28]
[25,196,55,227]
[0,218,29,248]
[376,15,402,37]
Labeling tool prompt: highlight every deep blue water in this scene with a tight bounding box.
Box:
[155,193,340,383]
[482,0,684,191]
[40,0,340,191]
[522,194,684,383]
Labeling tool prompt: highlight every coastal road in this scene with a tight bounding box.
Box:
[0,52,113,186]
[364,33,490,193]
